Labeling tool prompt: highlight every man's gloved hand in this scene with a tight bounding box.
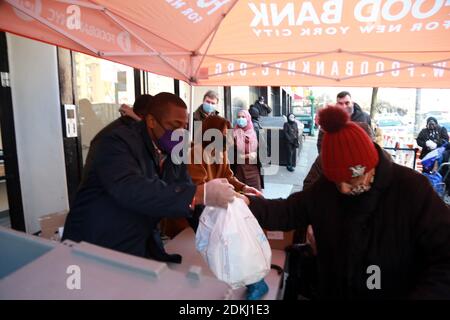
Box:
[204,178,235,208]
[426,140,437,150]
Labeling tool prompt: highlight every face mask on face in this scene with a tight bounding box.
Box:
[236,117,248,128]
[347,184,372,196]
[288,115,295,122]
[157,129,183,154]
[202,102,215,113]
[338,171,375,196]
[153,118,183,154]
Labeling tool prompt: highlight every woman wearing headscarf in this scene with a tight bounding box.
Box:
[283,113,300,172]
[233,109,263,191]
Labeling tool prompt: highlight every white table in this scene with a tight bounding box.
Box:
[165,228,287,300]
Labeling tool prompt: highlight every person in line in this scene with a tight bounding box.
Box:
[283,113,300,172]
[316,91,371,153]
[251,96,272,117]
[416,116,449,159]
[193,90,220,122]
[244,107,450,299]
[233,109,263,191]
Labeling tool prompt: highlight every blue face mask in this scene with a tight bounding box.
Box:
[236,118,248,128]
[202,102,215,113]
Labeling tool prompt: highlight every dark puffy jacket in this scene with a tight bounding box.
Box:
[63,121,196,259]
[250,144,450,299]
[416,126,449,159]
[317,103,372,152]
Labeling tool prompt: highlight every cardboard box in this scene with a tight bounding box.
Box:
[264,230,294,251]
[38,211,68,241]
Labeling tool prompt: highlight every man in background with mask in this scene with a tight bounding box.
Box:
[63,92,235,262]
[243,107,450,299]
[416,116,449,159]
[193,90,220,122]
[317,91,371,153]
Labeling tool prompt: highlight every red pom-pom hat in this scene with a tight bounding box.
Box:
[318,107,379,183]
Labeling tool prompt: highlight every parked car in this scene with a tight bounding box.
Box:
[377,118,409,136]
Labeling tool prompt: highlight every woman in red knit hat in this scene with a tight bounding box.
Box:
[244,106,450,300]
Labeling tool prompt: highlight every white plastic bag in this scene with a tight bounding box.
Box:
[195,197,272,289]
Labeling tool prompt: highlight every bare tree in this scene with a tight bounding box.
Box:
[370,87,378,120]
[414,88,422,136]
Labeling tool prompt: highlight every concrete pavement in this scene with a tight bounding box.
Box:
[262,135,318,199]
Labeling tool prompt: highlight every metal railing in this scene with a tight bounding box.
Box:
[383,147,419,170]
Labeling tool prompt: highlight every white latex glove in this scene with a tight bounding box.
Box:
[204,178,235,208]
[426,140,437,150]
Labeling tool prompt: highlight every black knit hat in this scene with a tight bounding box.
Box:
[427,116,438,125]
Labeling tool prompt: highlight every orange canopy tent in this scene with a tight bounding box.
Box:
[1,0,449,88]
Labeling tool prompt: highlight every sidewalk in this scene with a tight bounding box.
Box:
[262,136,318,199]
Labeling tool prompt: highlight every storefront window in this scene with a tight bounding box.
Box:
[74,53,135,163]
[179,80,191,109]
[145,72,174,95]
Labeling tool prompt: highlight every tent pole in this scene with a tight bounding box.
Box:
[189,85,195,140]
[101,52,188,57]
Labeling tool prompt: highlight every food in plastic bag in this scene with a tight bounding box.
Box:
[421,144,447,172]
[195,198,272,289]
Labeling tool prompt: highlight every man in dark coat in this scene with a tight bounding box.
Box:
[251,96,272,117]
[192,90,220,122]
[63,93,235,261]
[77,94,183,262]
[416,116,449,159]
[316,91,372,152]
[283,113,299,172]
[246,107,450,299]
